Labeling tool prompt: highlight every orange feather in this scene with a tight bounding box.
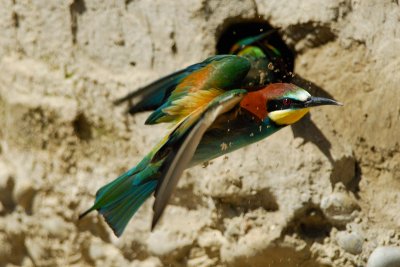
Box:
[173,64,214,95]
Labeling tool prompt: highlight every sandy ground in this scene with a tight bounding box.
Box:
[0,1,399,266]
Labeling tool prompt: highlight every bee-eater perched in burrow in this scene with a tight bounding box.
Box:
[79,53,342,237]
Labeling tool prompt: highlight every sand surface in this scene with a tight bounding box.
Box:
[0,1,399,266]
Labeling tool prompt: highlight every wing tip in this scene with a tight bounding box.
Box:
[151,216,159,231]
[113,91,138,106]
[151,198,165,231]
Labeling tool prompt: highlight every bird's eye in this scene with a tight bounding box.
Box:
[283,98,292,106]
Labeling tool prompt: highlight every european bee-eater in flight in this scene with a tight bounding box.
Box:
[80,34,341,237]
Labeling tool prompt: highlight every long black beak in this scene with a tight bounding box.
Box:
[304,96,343,108]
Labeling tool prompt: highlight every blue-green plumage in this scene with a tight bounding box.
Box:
[81,33,341,237]
[99,180,157,237]
[190,109,282,166]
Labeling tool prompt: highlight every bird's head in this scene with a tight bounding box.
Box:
[230,30,281,59]
[240,83,342,126]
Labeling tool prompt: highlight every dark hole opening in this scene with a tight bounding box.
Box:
[283,207,334,240]
[73,113,92,141]
[216,20,295,73]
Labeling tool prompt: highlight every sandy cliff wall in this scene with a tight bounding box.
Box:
[0,1,399,266]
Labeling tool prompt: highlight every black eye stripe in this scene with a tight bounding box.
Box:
[267,98,304,112]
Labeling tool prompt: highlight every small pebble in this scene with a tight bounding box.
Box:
[336,231,364,255]
[321,183,360,226]
[367,246,400,267]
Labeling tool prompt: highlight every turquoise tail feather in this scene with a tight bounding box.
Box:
[99,180,157,237]
[79,163,159,237]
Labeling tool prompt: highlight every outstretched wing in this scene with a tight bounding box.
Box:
[145,55,251,125]
[151,89,247,229]
[114,55,232,114]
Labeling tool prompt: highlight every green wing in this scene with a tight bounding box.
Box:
[114,55,235,115]
[145,55,251,124]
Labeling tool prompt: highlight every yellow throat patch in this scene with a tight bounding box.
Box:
[268,108,310,125]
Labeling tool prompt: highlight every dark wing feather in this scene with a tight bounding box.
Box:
[151,90,246,229]
[113,69,189,113]
[114,55,232,115]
